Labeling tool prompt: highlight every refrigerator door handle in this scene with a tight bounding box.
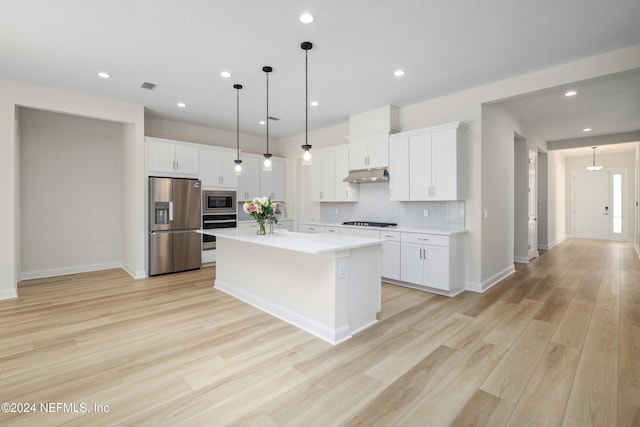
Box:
[169,202,174,221]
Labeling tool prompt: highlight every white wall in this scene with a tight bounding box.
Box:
[19,108,124,278]
[0,78,145,299]
[145,117,277,156]
[514,135,529,262]
[564,151,637,240]
[547,151,567,248]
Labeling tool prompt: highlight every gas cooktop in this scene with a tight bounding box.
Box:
[342,221,398,228]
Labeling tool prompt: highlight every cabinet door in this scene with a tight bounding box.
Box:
[431,129,458,200]
[400,243,424,285]
[199,149,222,187]
[219,151,239,188]
[389,136,410,201]
[175,145,199,175]
[148,142,176,173]
[348,137,368,170]
[321,151,335,201]
[366,133,389,168]
[309,153,324,201]
[237,155,260,201]
[423,245,450,290]
[334,147,358,201]
[381,240,401,280]
[409,133,432,200]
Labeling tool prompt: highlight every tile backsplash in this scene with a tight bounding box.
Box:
[318,182,465,229]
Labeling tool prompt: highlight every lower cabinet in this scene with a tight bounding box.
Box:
[400,232,457,292]
[298,224,464,295]
[381,232,401,281]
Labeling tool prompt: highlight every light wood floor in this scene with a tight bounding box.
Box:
[1,239,639,426]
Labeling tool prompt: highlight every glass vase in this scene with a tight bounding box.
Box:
[257,221,266,235]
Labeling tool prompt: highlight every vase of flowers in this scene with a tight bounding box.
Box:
[243,196,279,235]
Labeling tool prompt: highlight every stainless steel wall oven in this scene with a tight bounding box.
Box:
[202,213,237,250]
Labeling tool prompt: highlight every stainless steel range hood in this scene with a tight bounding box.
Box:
[343,168,389,183]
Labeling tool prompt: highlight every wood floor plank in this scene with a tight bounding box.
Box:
[450,390,515,427]
[551,298,594,349]
[506,342,581,427]
[565,271,620,426]
[481,319,555,402]
[0,239,637,426]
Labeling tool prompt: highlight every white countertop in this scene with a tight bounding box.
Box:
[300,221,467,236]
[198,229,383,255]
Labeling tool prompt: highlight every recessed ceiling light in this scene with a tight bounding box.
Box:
[300,13,314,24]
[220,71,232,78]
[98,72,111,79]
[565,90,577,97]
[583,128,592,132]
[177,102,186,108]
[310,100,319,107]
[259,120,266,125]
[393,69,405,77]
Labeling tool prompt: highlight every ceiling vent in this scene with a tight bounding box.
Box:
[140,82,157,90]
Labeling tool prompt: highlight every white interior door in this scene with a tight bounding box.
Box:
[528,150,538,260]
[573,170,611,239]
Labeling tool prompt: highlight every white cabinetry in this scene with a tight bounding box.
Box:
[237,154,260,200]
[380,231,401,280]
[237,154,285,201]
[389,122,467,201]
[299,224,339,234]
[400,233,451,291]
[199,147,237,188]
[348,132,390,170]
[310,145,358,202]
[260,157,286,200]
[147,138,199,176]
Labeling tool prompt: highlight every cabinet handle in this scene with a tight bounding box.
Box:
[419,248,423,259]
[384,234,394,238]
[418,238,430,241]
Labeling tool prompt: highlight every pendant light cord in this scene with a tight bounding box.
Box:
[236,87,240,159]
[305,48,308,147]
[266,71,269,155]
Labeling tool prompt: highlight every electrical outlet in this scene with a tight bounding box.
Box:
[335,208,339,215]
[423,209,429,217]
[483,210,489,219]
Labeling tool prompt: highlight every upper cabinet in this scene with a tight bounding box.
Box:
[260,157,286,200]
[147,138,199,176]
[347,132,390,170]
[310,145,358,202]
[237,153,286,201]
[237,154,260,201]
[199,146,238,188]
[389,122,467,201]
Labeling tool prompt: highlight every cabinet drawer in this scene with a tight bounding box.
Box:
[380,230,400,241]
[401,232,449,247]
[300,224,322,233]
[325,227,340,234]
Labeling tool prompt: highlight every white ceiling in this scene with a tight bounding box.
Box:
[1,0,640,140]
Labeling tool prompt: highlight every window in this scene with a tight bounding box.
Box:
[612,173,622,234]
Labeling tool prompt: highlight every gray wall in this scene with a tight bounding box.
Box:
[19,108,124,278]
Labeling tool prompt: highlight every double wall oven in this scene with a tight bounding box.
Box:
[202,190,237,250]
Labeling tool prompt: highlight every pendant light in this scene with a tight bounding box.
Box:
[233,84,243,175]
[301,41,313,166]
[262,66,273,172]
[586,146,603,171]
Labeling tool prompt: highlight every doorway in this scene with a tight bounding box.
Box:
[514,135,539,263]
[572,168,629,240]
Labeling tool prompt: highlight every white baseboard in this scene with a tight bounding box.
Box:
[20,261,122,281]
[636,243,640,259]
[514,256,530,264]
[0,288,18,300]
[466,265,516,293]
[215,278,353,345]
[121,263,147,279]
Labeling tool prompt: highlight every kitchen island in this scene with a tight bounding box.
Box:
[199,229,383,345]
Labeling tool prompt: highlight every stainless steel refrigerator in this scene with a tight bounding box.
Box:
[149,177,202,276]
